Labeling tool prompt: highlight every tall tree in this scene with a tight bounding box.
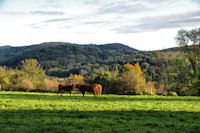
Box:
[20,59,45,89]
[121,63,147,94]
[176,28,200,95]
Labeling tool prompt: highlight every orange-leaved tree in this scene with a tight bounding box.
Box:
[124,63,135,71]
[66,74,84,85]
[68,74,84,80]
[121,63,147,94]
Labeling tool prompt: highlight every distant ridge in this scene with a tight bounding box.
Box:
[0,45,12,49]
[0,42,138,67]
[97,43,138,51]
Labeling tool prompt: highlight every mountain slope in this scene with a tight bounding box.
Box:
[0,42,140,77]
[97,43,138,51]
[0,42,138,62]
[0,45,12,50]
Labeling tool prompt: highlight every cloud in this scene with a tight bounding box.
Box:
[28,17,73,29]
[41,4,61,8]
[40,0,62,8]
[30,10,65,15]
[0,11,26,16]
[44,18,73,23]
[84,20,110,25]
[100,3,151,14]
[113,10,200,33]
[1,10,65,16]
[82,0,100,5]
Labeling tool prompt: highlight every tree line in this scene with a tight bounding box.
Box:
[0,59,154,95]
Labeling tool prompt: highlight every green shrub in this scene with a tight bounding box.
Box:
[43,79,59,92]
[18,80,35,91]
[179,86,198,96]
[168,91,178,96]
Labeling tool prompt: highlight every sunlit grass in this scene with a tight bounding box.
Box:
[0,91,200,133]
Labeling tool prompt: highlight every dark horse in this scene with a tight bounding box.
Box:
[76,84,102,98]
[57,83,75,96]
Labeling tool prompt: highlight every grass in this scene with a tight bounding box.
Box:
[0,91,200,133]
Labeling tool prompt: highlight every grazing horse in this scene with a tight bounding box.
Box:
[76,84,93,97]
[57,83,75,96]
[76,84,102,98]
[93,84,102,96]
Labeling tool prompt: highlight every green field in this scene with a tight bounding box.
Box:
[0,91,200,133]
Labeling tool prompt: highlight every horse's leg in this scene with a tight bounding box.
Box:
[57,88,60,96]
[82,91,85,97]
[69,91,72,96]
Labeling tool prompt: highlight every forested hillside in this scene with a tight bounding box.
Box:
[0,42,192,95]
[0,42,139,77]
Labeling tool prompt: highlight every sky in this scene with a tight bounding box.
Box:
[0,0,200,50]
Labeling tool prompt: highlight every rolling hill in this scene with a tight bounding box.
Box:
[0,42,141,77]
[0,42,137,62]
[0,42,181,78]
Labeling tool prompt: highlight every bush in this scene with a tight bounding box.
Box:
[17,80,35,91]
[168,91,178,96]
[43,79,59,92]
[145,81,156,95]
[179,86,198,96]
[156,86,168,96]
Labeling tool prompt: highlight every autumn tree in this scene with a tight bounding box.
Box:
[66,74,85,85]
[120,63,147,94]
[123,63,135,71]
[0,67,11,90]
[146,81,156,95]
[0,59,59,92]
[20,59,45,81]
[19,59,45,90]
[68,74,84,80]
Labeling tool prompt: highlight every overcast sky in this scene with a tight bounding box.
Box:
[0,0,200,50]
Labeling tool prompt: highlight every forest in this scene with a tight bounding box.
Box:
[0,28,200,96]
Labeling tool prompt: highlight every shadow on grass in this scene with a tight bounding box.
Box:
[0,109,199,133]
[0,92,200,102]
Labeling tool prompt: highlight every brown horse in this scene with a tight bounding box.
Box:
[93,84,102,96]
[76,84,102,98]
[57,83,75,96]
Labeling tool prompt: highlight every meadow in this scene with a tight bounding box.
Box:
[0,91,200,133]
